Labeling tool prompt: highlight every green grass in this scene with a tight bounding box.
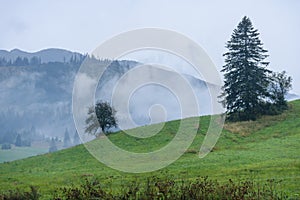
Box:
[0,141,66,163]
[0,100,300,199]
[0,146,48,163]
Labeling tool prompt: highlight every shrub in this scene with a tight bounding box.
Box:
[0,186,40,200]
[53,176,288,200]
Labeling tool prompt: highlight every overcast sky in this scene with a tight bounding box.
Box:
[1,0,300,94]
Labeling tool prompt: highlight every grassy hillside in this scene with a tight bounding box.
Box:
[0,100,299,199]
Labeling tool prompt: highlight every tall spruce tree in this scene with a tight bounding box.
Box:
[15,134,22,147]
[49,138,58,153]
[63,128,71,147]
[221,16,271,121]
[73,131,81,145]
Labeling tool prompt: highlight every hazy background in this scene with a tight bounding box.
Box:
[1,0,299,94]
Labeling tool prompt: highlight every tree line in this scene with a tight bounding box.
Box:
[48,129,81,153]
[1,127,81,151]
[0,54,85,67]
[0,56,42,67]
[0,126,38,149]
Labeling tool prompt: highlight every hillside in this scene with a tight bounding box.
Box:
[0,48,298,160]
[0,48,222,149]
[0,100,299,199]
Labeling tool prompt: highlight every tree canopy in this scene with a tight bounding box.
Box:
[221,16,292,121]
[85,101,117,136]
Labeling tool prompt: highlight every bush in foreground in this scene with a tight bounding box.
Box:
[0,177,289,200]
[53,177,288,200]
[0,186,40,200]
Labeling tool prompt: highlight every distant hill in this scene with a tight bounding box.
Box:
[0,48,222,148]
[0,48,297,152]
[0,48,82,63]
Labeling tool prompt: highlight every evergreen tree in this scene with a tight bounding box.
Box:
[49,138,58,153]
[73,131,81,145]
[7,59,12,66]
[22,57,29,65]
[14,57,23,66]
[22,130,32,146]
[2,131,17,144]
[221,16,271,121]
[0,57,7,66]
[15,134,22,147]
[63,128,71,147]
[30,56,41,66]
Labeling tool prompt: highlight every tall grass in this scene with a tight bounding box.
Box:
[1,176,288,200]
[54,176,288,199]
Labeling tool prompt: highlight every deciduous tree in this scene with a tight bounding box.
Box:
[85,101,117,135]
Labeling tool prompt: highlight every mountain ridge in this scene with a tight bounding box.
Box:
[0,48,83,63]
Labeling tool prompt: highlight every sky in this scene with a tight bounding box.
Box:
[1,0,300,94]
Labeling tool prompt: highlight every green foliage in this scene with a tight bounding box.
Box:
[0,145,48,163]
[85,101,117,135]
[0,186,40,200]
[52,176,288,200]
[221,17,293,122]
[269,71,292,110]
[53,178,113,200]
[221,16,271,121]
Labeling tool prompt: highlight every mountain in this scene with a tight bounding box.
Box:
[1,48,296,149]
[0,48,82,63]
[0,48,222,148]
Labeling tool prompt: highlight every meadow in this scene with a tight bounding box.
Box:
[0,100,299,199]
[0,142,48,163]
